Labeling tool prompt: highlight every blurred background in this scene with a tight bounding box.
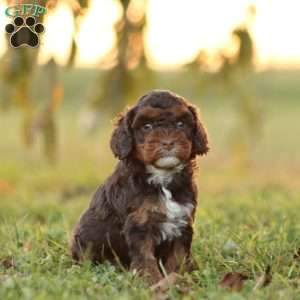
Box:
[1,3,300,298]
[0,0,299,219]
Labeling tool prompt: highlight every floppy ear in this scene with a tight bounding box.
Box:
[110,108,135,160]
[188,104,209,156]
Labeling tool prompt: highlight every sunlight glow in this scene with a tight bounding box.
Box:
[252,0,300,68]
[76,0,121,66]
[38,2,74,65]
[0,1,8,57]
[0,0,300,69]
[146,0,250,68]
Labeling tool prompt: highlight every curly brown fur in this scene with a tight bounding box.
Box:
[70,90,209,284]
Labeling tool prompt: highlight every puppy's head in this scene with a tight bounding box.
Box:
[110,90,209,169]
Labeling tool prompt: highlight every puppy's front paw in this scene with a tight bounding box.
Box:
[131,259,163,285]
[150,272,181,292]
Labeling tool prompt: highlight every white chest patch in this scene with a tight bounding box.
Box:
[159,186,193,242]
[146,164,184,186]
[146,164,193,243]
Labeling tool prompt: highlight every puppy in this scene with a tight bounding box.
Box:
[70,90,209,284]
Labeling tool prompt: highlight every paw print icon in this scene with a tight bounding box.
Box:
[5,16,44,48]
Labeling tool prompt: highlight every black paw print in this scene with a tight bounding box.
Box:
[5,16,44,48]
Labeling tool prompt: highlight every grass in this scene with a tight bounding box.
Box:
[0,69,300,299]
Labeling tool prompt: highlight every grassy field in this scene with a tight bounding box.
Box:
[0,69,300,299]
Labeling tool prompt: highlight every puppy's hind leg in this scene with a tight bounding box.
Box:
[70,219,101,263]
[70,209,129,266]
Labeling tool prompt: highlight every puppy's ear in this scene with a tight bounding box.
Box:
[188,104,209,156]
[110,107,135,160]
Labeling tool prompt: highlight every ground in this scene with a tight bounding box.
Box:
[0,69,300,299]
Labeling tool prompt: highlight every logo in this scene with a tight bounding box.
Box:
[5,4,46,18]
[5,4,46,48]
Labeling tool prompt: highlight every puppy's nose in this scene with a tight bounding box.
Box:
[162,140,175,149]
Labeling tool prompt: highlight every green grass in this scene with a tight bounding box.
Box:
[1,69,300,299]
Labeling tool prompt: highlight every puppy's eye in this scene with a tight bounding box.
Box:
[143,123,153,131]
[176,121,184,128]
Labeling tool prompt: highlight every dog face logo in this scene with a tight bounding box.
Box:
[5,16,44,48]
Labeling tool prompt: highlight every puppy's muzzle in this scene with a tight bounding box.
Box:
[154,156,181,169]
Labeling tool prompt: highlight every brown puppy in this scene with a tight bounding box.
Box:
[70,90,209,284]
